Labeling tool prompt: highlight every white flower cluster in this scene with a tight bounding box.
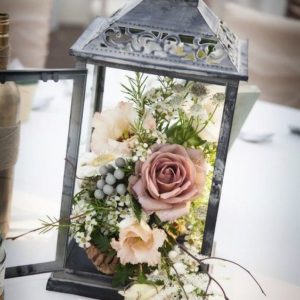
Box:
[71,193,135,248]
[151,101,179,122]
[146,245,211,300]
[71,200,97,248]
[152,130,167,145]
[131,140,152,162]
[130,131,167,162]
[97,194,135,236]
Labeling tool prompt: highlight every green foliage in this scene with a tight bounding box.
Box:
[91,230,111,252]
[121,72,149,119]
[130,197,142,222]
[136,272,164,287]
[121,159,136,180]
[73,189,90,204]
[79,175,100,192]
[112,264,136,287]
[39,215,60,234]
[131,120,157,145]
[166,112,206,148]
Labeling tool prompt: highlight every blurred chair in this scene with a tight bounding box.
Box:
[224,2,300,108]
[287,0,300,19]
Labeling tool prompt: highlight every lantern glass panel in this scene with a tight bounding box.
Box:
[1,69,87,278]
[4,79,74,268]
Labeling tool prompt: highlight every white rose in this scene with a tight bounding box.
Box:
[119,284,161,300]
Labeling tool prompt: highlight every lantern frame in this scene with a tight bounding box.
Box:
[2,68,87,278]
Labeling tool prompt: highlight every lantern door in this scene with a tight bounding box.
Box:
[0,68,87,278]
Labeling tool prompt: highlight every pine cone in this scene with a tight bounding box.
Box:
[86,245,119,275]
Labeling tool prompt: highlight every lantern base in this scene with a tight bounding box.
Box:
[46,240,122,300]
[46,271,122,300]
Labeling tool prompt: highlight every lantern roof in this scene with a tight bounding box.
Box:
[70,0,248,80]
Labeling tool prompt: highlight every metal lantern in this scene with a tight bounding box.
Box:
[4,0,248,299]
[69,0,248,255]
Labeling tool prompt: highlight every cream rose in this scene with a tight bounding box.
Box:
[91,101,137,156]
[130,144,206,222]
[91,102,156,156]
[111,217,166,266]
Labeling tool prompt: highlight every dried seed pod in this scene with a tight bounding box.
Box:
[86,245,119,275]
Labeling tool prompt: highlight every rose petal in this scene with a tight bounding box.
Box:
[133,180,172,210]
[157,144,190,158]
[159,180,192,201]
[156,202,191,222]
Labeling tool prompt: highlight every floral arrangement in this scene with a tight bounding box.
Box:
[11,74,264,299]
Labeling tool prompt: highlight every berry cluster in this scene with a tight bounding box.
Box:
[94,157,127,200]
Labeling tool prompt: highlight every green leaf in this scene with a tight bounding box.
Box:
[155,280,165,286]
[184,134,206,147]
[91,232,110,252]
[107,249,117,258]
[166,122,205,148]
[136,272,163,287]
[112,264,136,287]
[131,197,142,222]
[168,224,179,236]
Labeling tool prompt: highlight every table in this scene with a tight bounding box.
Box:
[4,94,300,299]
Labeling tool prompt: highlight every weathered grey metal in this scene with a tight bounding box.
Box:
[85,65,106,152]
[201,80,239,255]
[47,240,122,299]
[47,271,122,300]
[91,65,106,113]
[3,68,87,278]
[0,69,87,83]
[70,0,248,80]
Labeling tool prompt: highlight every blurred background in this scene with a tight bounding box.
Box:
[0,0,299,108]
[1,2,300,297]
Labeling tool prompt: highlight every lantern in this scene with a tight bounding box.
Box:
[4,0,248,299]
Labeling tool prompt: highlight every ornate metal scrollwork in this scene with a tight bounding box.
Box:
[97,23,238,68]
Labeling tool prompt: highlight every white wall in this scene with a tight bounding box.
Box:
[52,0,288,28]
[212,0,287,17]
[54,0,133,27]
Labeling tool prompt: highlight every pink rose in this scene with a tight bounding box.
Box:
[130,144,206,221]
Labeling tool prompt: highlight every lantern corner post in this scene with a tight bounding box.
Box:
[201,79,240,256]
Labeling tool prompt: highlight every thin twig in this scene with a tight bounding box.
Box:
[199,256,266,296]
[169,262,189,300]
[6,212,88,241]
[197,103,219,134]
[7,225,49,241]
[178,244,266,296]
[156,223,266,299]
[206,272,229,300]
[204,278,212,299]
